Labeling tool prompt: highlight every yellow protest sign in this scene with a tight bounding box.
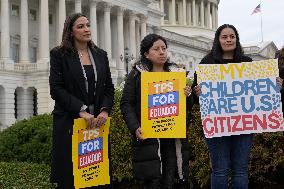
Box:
[72,118,110,189]
[141,72,186,138]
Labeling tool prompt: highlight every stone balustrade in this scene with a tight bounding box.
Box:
[0,62,49,72]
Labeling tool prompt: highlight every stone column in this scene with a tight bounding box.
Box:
[160,0,164,24]
[215,5,218,29]
[212,4,216,29]
[39,0,49,63]
[187,2,192,25]
[20,0,29,63]
[135,21,140,58]
[75,0,82,13]
[182,0,187,25]
[196,2,199,25]
[129,11,136,59]
[206,1,210,28]
[3,87,16,128]
[171,0,176,25]
[140,15,147,40]
[0,0,10,60]
[200,0,204,27]
[17,88,34,120]
[192,0,196,26]
[117,7,125,74]
[57,0,66,45]
[90,0,98,44]
[104,3,112,60]
[0,87,5,130]
[36,77,51,114]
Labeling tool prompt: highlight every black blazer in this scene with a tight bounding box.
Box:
[49,46,114,186]
[49,46,114,118]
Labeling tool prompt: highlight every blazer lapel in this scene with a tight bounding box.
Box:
[90,48,103,86]
[67,52,88,100]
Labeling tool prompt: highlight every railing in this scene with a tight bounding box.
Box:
[14,63,37,72]
[243,46,260,54]
[0,61,49,72]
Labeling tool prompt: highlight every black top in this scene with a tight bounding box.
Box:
[83,65,96,105]
[223,58,234,63]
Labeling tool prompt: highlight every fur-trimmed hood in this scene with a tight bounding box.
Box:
[135,61,185,73]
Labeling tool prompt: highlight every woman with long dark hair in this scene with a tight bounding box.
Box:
[120,33,193,189]
[192,24,253,189]
[49,13,114,188]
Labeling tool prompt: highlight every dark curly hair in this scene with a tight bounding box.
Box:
[138,33,171,71]
[60,13,97,53]
[210,24,244,62]
[275,47,284,66]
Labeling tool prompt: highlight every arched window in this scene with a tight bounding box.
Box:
[14,87,24,120]
[0,86,4,128]
[33,89,38,116]
[14,90,18,119]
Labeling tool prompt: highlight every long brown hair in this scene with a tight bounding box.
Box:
[210,24,243,62]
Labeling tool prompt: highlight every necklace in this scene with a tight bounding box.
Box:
[78,51,83,57]
[78,49,87,58]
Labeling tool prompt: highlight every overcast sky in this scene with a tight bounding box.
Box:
[218,0,284,49]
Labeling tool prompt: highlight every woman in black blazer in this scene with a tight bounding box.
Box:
[49,13,114,188]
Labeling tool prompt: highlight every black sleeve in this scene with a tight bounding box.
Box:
[120,70,140,135]
[186,94,194,112]
[191,57,208,104]
[100,51,115,114]
[191,71,199,104]
[49,48,83,114]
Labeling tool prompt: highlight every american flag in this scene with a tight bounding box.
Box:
[251,4,261,15]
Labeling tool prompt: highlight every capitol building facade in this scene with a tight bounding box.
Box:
[0,0,278,129]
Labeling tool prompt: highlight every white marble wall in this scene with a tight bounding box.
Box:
[159,0,219,40]
[0,0,162,129]
[0,0,277,130]
[160,0,219,30]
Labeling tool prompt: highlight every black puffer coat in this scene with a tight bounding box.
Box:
[120,63,193,185]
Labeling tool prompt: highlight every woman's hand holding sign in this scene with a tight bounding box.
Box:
[184,77,193,97]
[79,111,95,129]
[94,111,108,128]
[80,110,108,129]
[184,86,192,97]
[194,85,202,97]
[135,127,146,141]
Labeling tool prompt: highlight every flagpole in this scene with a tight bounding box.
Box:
[260,0,264,42]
